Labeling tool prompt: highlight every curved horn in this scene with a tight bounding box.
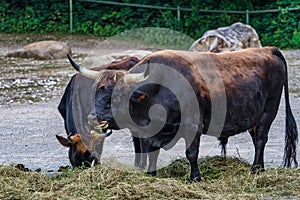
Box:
[67,54,100,80]
[124,61,150,84]
[104,129,113,137]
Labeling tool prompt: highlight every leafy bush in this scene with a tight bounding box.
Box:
[0,0,299,49]
[291,21,300,48]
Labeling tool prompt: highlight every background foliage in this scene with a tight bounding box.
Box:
[0,0,299,49]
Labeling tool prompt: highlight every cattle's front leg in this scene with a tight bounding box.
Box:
[139,138,148,169]
[132,136,147,169]
[185,132,201,182]
[147,145,160,176]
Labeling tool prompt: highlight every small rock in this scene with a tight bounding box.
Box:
[15,164,30,172]
[58,165,69,172]
[26,88,33,94]
[83,49,152,67]
[34,168,41,172]
[13,79,21,85]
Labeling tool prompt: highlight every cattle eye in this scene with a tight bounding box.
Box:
[131,90,148,103]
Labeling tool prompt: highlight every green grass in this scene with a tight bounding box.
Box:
[110,27,194,50]
[1,156,299,199]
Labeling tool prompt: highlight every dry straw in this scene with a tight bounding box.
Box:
[0,156,299,199]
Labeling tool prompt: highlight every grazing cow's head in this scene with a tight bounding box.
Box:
[67,55,150,132]
[56,134,97,167]
[56,131,111,168]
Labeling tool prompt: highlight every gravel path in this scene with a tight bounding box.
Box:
[0,34,299,172]
[0,95,299,172]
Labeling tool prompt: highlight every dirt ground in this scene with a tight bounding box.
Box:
[0,33,299,172]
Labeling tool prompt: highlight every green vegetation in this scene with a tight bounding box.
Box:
[0,1,299,48]
[0,156,299,199]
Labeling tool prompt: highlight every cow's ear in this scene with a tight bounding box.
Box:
[131,90,148,103]
[56,135,71,147]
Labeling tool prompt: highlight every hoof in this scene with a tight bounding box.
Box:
[147,171,157,176]
[251,165,265,174]
[190,176,203,182]
[134,163,146,170]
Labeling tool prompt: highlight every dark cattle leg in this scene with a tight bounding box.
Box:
[251,93,282,173]
[249,127,257,146]
[251,114,269,172]
[139,138,148,169]
[132,136,147,169]
[132,136,142,167]
[219,137,228,158]
[184,131,201,182]
[147,145,160,176]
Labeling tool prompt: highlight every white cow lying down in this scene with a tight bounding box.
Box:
[189,22,262,53]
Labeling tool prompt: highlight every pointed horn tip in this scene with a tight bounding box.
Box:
[67,135,72,141]
[105,130,113,137]
[66,54,73,64]
[66,55,100,80]
[66,54,80,72]
[124,61,151,84]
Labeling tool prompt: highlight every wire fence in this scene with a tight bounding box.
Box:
[69,0,300,33]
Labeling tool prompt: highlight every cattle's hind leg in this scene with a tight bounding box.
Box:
[219,137,228,158]
[251,119,269,173]
[251,96,281,173]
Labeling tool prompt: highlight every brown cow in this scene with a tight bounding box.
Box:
[67,47,298,181]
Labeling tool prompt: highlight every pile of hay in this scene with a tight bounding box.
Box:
[1,156,299,199]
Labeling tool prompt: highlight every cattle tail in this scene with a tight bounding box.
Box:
[277,49,299,168]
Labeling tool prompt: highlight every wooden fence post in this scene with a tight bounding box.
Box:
[177,6,180,22]
[70,0,73,33]
[246,9,249,24]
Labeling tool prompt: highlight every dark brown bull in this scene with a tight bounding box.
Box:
[68,47,298,181]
